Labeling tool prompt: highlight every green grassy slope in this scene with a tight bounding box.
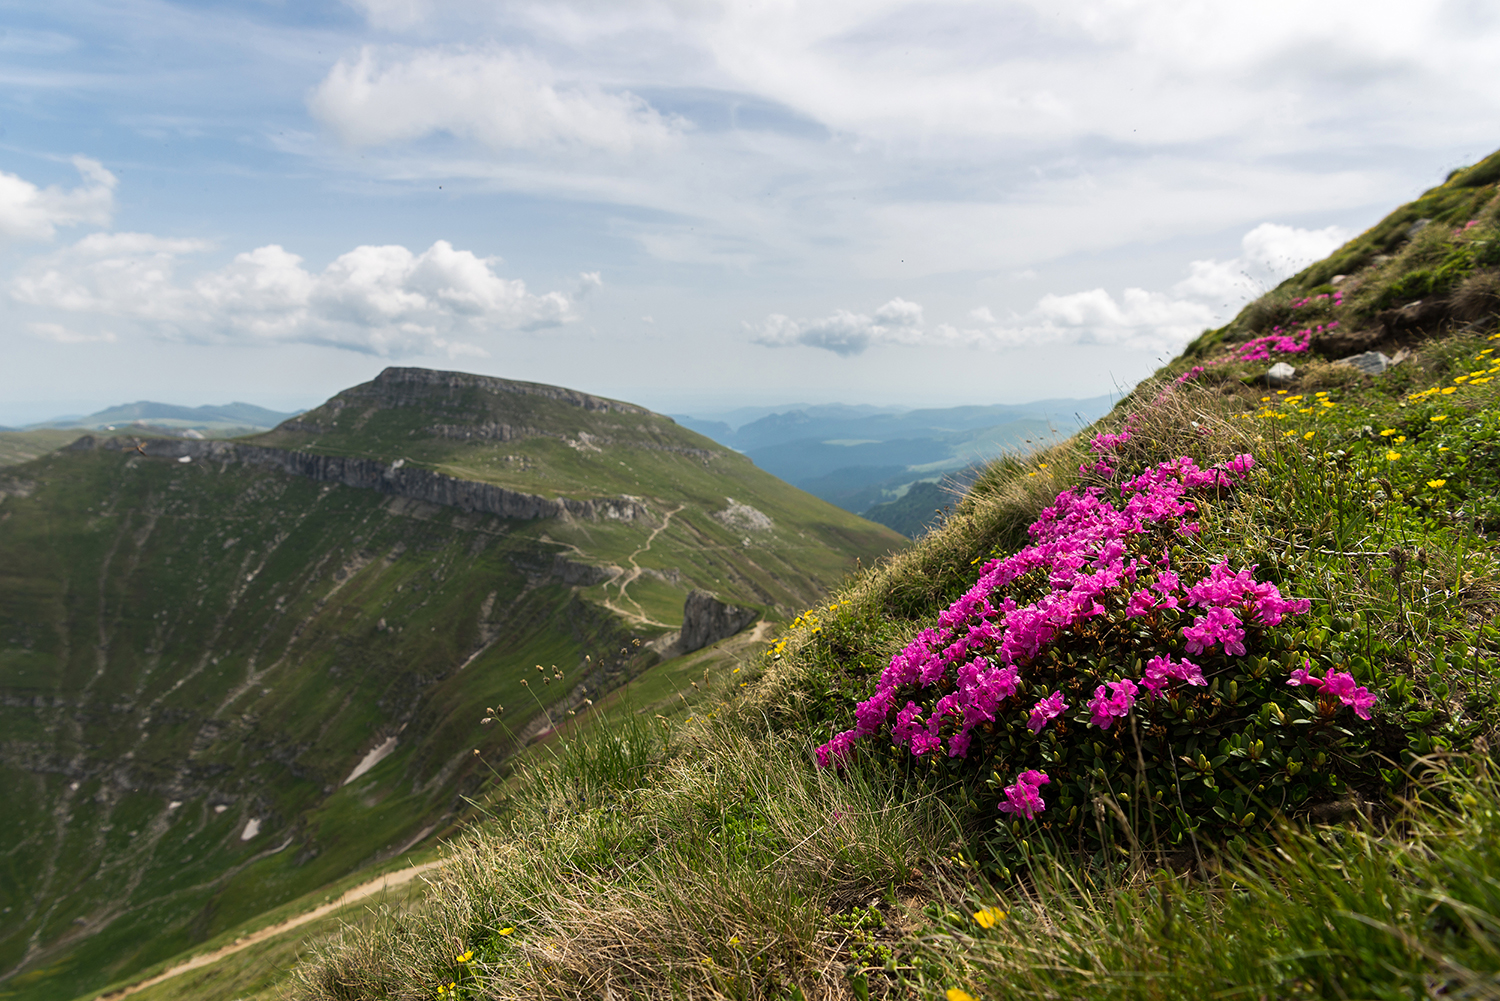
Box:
[279,150,1500,1001]
[0,370,905,1001]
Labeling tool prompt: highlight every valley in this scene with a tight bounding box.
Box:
[0,368,905,1001]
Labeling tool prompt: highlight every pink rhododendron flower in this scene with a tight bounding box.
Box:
[1027,691,1069,733]
[1088,679,1138,729]
[1286,662,1378,720]
[1141,655,1205,698]
[1183,606,1247,657]
[998,769,1050,819]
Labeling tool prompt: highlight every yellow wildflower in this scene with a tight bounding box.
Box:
[1380,429,1398,436]
[1442,387,1458,395]
[1395,436,1406,443]
[1303,431,1314,440]
[499,927,515,936]
[946,991,977,1001]
[1428,479,1447,489]
[1387,451,1402,461]
[1431,414,1448,422]
[973,906,1007,928]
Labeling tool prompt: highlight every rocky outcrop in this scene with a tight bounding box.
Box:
[712,498,774,533]
[364,367,650,416]
[426,422,542,442]
[73,436,650,524]
[678,590,758,654]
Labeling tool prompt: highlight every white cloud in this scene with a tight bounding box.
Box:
[752,297,925,355]
[308,46,686,154]
[1171,222,1351,303]
[12,235,590,357]
[0,157,116,242]
[964,222,1355,353]
[765,222,1356,357]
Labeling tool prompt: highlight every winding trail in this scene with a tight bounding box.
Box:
[599,504,684,627]
[96,860,443,999]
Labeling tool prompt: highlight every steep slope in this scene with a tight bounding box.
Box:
[276,149,1500,1001]
[0,367,905,1001]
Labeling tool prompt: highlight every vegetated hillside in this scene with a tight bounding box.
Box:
[0,368,904,1001]
[861,480,958,538]
[286,151,1500,1001]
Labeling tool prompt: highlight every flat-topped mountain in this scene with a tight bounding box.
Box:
[0,368,904,1001]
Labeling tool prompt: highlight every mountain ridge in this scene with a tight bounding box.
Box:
[0,367,906,1001]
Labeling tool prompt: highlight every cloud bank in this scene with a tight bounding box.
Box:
[12,234,590,357]
[754,223,1352,356]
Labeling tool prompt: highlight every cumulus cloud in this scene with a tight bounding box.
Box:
[12,235,590,357]
[1171,222,1352,303]
[0,157,116,242]
[756,222,1353,357]
[308,46,686,154]
[752,297,925,355]
[958,222,1354,353]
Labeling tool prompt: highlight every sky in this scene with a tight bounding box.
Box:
[2,0,1499,426]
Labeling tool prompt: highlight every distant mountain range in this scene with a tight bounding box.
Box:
[673,395,1117,530]
[24,400,301,435]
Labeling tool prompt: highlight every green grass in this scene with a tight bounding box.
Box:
[0,379,902,1000]
[278,148,1500,997]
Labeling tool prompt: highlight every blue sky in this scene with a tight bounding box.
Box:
[2,0,1499,425]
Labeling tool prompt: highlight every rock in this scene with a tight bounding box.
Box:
[678,590,758,654]
[1331,275,1347,284]
[93,437,651,524]
[1406,218,1432,239]
[1336,351,1393,376]
[1266,362,1297,388]
[712,498,773,533]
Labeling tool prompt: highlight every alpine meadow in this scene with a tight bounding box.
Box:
[2,141,1499,1001]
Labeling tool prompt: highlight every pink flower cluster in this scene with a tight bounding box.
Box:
[1235,322,1340,361]
[816,432,1316,794]
[1079,420,1136,477]
[1288,662,1377,720]
[998,769,1050,820]
[1175,365,1207,385]
[1088,678,1138,729]
[1290,291,1345,309]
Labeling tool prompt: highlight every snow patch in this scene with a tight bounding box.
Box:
[240,818,261,840]
[343,736,398,786]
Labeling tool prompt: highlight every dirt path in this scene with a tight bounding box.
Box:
[97,860,444,999]
[600,504,684,627]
